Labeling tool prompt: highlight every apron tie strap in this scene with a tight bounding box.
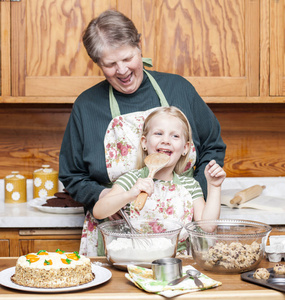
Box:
[109,85,121,119]
[143,70,169,107]
[142,57,153,68]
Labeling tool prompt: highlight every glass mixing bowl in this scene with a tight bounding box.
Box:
[185,219,272,274]
[98,219,183,269]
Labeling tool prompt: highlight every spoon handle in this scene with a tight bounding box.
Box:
[134,192,148,210]
[193,276,204,288]
[167,274,189,286]
[134,173,152,211]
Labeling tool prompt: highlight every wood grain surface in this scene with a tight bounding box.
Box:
[0,103,284,180]
[0,257,284,299]
[0,105,70,179]
[215,104,285,177]
[4,0,264,98]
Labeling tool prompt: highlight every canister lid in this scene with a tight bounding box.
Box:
[5,171,26,180]
[33,165,58,175]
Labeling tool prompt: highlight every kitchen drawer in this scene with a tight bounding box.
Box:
[0,228,82,257]
[19,239,80,256]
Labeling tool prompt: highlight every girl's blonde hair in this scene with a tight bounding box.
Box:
[136,106,192,174]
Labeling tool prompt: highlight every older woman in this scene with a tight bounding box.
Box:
[59,10,226,256]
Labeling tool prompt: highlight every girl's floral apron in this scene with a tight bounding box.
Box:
[129,169,195,254]
[79,66,196,257]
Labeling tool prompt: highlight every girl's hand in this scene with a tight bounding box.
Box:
[129,178,154,198]
[205,159,226,187]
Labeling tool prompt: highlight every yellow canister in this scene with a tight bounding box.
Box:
[5,171,27,203]
[33,165,58,198]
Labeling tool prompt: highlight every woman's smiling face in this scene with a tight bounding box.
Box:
[141,114,190,172]
[99,45,144,94]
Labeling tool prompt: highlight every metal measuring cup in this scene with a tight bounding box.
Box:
[151,258,182,282]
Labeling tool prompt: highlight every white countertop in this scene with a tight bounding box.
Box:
[0,179,85,228]
[0,202,85,228]
[220,177,285,225]
[0,177,284,228]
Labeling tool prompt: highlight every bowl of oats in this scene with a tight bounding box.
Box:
[185,219,272,274]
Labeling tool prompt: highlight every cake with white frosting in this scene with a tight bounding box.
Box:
[11,249,94,288]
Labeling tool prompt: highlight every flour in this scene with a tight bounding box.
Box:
[107,237,175,262]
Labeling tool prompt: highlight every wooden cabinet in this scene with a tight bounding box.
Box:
[0,228,82,257]
[0,240,9,257]
[0,0,285,179]
[0,226,284,257]
[1,0,112,101]
[1,0,284,103]
[269,0,285,96]
[138,0,259,99]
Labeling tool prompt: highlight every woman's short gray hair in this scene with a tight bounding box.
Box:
[83,10,141,64]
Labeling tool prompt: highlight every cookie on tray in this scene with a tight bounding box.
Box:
[253,268,270,280]
[273,263,285,275]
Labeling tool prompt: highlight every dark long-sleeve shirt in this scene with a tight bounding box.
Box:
[59,71,226,214]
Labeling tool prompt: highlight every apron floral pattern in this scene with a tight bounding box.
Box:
[79,68,197,257]
[105,109,156,182]
[129,179,195,245]
[79,211,100,256]
[105,110,196,182]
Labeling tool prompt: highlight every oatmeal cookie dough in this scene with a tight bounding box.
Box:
[253,268,270,279]
[203,241,261,270]
[273,263,285,275]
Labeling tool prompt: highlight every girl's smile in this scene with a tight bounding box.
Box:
[141,114,190,179]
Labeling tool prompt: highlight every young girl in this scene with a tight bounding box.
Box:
[93,106,226,252]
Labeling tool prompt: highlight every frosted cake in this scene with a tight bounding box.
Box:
[11,249,94,288]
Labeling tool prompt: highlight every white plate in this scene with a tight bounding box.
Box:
[28,198,84,214]
[0,265,111,293]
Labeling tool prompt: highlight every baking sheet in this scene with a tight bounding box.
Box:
[241,268,285,293]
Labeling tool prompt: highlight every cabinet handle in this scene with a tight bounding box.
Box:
[19,229,82,236]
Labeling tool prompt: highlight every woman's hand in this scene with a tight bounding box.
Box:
[204,159,226,187]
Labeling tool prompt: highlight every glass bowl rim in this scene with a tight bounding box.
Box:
[98,218,183,238]
[185,219,272,238]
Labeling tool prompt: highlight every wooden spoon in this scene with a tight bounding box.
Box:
[134,152,170,211]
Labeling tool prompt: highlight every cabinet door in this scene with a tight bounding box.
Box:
[270,0,285,96]
[9,0,259,100]
[10,0,120,99]
[135,0,260,97]
[0,240,9,257]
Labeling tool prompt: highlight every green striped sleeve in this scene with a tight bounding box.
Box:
[178,176,203,200]
[115,170,140,191]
